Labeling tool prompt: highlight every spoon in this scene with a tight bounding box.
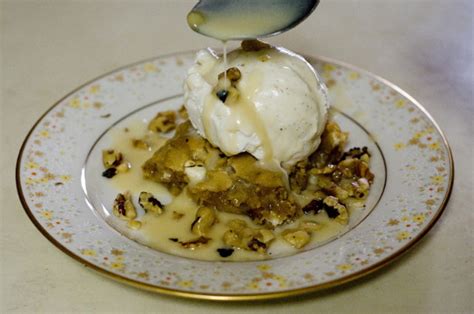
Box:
[187,0,320,41]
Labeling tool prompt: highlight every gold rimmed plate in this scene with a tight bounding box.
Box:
[16,51,453,300]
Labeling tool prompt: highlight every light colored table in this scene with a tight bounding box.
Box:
[1,1,472,313]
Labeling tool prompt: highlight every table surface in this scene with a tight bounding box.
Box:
[1,0,473,313]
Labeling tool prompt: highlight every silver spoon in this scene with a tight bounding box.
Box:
[187,0,320,41]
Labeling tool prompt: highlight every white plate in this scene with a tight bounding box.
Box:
[16,51,453,300]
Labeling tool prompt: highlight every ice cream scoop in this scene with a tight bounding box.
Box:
[183,41,329,169]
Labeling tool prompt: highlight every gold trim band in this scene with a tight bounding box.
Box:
[15,52,454,301]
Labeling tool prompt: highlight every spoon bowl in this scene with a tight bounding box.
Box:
[187,0,320,41]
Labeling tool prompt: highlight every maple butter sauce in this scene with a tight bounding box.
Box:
[107,120,348,262]
[186,1,316,41]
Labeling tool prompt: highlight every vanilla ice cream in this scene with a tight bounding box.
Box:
[183,42,329,169]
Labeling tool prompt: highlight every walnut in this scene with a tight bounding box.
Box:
[302,197,347,224]
[218,67,241,82]
[323,196,348,225]
[241,40,271,52]
[115,162,131,174]
[178,236,210,249]
[215,67,241,104]
[178,105,188,119]
[172,211,184,220]
[222,219,274,253]
[102,167,117,179]
[132,138,151,150]
[148,111,176,133]
[113,192,137,220]
[281,229,311,249]
[102,149,123,168]
[138,192,163,215]
[127,220,142,230]
[102,149,130,179]
[341,146,370,160]
[191,206,216,236]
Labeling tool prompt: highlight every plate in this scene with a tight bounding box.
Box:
[16,51,453,300]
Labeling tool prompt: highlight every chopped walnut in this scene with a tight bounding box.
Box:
[172,211,185,220]
[178,105,188,119]
[341,146,370,160]
[302,197,347,224]
[102,149,130,179]
[215,82,239,104]
[323,196,348,225]
[127,220,142,230]
[102,167,117,179]
[338,158,374,183]
[255,229,275,244]
[281,229,311,249]
[191,206,216,236]
[102,149,123,168]
[132,138,151,150]
[353,178,370,199]
[115,162,131,174]
[222,219,274,253]
[138,191,163,215]
[247,238,267,253]
[223,86,240,104]
[241,39,271,52]
[113,192,137,220]
[179,236,210,249]
[215,67,241,104]
[218,67,241,82]
[148,111,176,133]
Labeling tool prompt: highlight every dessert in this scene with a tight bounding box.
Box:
[104,41,374,261]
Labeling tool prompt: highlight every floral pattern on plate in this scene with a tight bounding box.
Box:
[16,51,453,300]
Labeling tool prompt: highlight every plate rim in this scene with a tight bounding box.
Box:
[15,50,455,301]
